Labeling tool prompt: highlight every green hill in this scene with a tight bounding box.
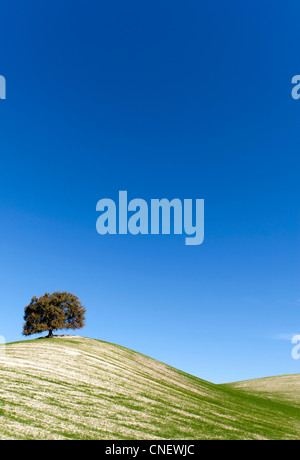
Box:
[0,336,299,440]
[224,374,300,408]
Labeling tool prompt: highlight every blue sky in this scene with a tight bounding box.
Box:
[0,0,299,383]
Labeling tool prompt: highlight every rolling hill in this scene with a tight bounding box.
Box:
[225,374,300,409]
[0,336,299,440]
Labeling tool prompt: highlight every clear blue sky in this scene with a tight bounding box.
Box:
[0,0,299,383]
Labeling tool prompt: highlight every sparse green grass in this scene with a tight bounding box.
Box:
[223,374,300,409]
[0,336,299,439]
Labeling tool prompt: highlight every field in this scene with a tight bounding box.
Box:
[0,336,299,440]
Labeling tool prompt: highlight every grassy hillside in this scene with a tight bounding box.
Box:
[225,374,300,408]
[0,336,300,440]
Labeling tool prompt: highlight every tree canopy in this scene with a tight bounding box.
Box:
[23,291,86,338]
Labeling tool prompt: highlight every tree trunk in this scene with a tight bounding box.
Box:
[47,330,54,338]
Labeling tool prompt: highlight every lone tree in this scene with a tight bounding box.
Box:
[23,291,86,338]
